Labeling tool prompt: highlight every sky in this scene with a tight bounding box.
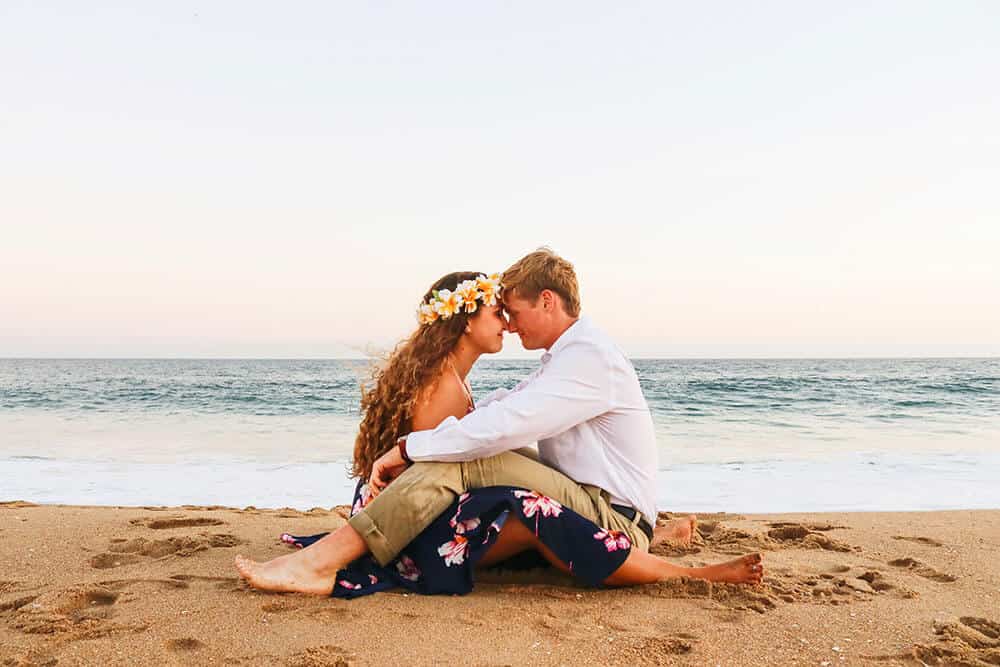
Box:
[1,1,998,358]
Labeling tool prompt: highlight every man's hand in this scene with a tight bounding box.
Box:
[369,445,410,497]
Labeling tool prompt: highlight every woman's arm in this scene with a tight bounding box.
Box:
[369,372,473,496]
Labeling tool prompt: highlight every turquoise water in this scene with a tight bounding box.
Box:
[1,358,998,511]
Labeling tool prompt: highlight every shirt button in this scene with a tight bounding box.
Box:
[541,353,552,364]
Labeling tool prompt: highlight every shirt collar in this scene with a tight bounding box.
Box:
[540,316,588,364]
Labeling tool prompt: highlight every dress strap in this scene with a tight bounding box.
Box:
[448,359,475,412]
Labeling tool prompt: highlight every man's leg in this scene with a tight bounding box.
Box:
[351,450,649,565]
[348,460,468,565]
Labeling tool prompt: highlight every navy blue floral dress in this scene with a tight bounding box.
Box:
[281,481,633,598]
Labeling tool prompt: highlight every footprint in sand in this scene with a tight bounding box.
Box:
[650,541,703,557]
[644,576,778,614]
[0,581,24,595]
[621,635,695,661]
[167,574,243,591]
[768,521,847,532]
[765,524,857,553]
[888,557,957,582]
[89,533,243,569]
[685,564,918,609]
[285,644,357,667]
[892,535,944,547]
[695,521,857,554]
[261,599,305,614]
[2,585,147,638]
[696,523,772,555]
[166,637,205,652]
[0,646,58,666]
[909,615,1000,664]
[763,570,877,606]
[130,516,225,530]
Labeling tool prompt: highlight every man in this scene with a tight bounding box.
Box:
[237,248,694,594]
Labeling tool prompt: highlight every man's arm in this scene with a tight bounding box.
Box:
[405,343,613,462]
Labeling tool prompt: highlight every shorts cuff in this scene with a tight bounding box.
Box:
[347,510,398,566]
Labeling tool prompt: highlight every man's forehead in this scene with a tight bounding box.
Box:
[501,294,528,312]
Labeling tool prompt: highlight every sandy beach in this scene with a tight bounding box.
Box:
[2,502,998,666]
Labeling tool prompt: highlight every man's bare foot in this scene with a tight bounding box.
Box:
[652,515,698,547]
[692,553,764,585]
[234,553,335,596]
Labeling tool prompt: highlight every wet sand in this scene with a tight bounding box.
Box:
[2,501,999,666]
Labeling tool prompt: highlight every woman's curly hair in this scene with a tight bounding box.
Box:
[352,271,484,481]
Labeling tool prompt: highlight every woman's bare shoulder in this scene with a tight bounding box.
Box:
[411,371,469,431]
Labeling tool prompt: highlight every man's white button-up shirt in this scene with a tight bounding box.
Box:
[406,316,659,523]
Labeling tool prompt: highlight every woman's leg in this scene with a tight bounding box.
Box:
[478,519,763,586]
[235,523,369,596]
[603,549,763,586]
[476,518,570,575]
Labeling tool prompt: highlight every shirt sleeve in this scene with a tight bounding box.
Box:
[406,343,613,462]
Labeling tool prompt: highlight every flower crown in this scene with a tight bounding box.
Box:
[417,273,502,325]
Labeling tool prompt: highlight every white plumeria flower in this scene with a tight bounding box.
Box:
[477,273,502,306]
[433,289,461,319]
[417,302,438,325]
[455,280,482,314]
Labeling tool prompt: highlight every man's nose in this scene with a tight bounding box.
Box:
[506,318,517,334]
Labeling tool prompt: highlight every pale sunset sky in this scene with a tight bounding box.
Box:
[1,2,997,358]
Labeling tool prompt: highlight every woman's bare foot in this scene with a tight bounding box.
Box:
[651,515,698,547]
[691,553,764,585]
[234,553,335,596]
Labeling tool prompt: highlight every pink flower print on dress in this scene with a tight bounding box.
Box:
[448,492,478,532]
[594,529,631,552]
[395,555,421,582]
[513,490,563,518]
[351,484,373,517]
[513,489,563,535]
[338,579,362,590]
[279,533,302,549]
[368,574,378,585]
[450,517,481,535]
[437,535,469,567]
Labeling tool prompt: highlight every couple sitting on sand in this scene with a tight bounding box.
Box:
[236,249,764,597]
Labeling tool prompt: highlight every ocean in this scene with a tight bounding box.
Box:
[2,358,998,512]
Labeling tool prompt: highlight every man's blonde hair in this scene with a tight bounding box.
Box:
[501,248,581,317]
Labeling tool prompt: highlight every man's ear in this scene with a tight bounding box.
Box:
[540,289,555,311]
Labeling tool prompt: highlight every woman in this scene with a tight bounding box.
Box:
[236,271,763,597]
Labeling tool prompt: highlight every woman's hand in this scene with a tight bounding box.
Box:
[368,445,410,497]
